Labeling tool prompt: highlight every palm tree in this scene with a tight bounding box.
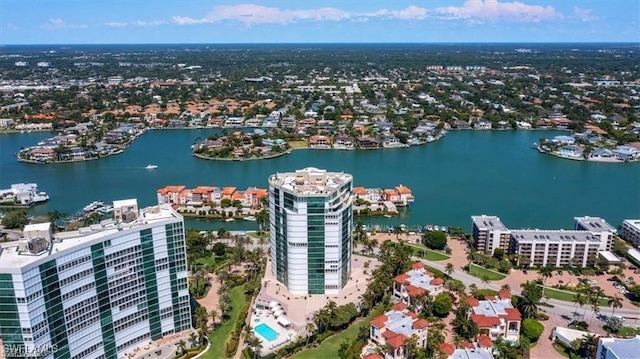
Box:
[392,225,403,240]
[468,284,478,297]
[209,309,218,329]
[539,265,553,284]
[189,332,198,348]
[405,335,419,359]
[445,262,455,276]
[608,296,623,317]
[176,339,187,356]
[255,208,269,235]
[480,274,490,287]
[500,284,511,292]
[573,292,587,319]
[305,322,315,346]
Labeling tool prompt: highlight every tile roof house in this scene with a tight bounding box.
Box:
[467,290,521,342]
[393,262,445,311]
[369,303,429,359]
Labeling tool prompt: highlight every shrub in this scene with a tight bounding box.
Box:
[225,338,238,357]
[522,318,544,342]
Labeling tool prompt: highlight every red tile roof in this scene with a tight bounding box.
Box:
[413,318,429,329]
[461,341,475,349]
[498,289,512,299]
[470,314,502,327]
[430,278,444,286]
[478,334,493,348]
[503,308,522,321]
[386,334,407,349]
[352,187,368,195]
[382,330,398,339]
[405,285,426,298]
[371,315,387,329]
[394,273,409,284]
[412,261,425,269]
[395,185,412,194]
[440,343,455,355]
[363,354,383,359]
[467,298,480,307]
[392,302,408,311]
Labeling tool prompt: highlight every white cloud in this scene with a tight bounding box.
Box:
[104,22,129,28]
[105,20,167,28]
[434,0,562,23]
[166,2,575,27]
[572,7,600,22]
[41,18,87,30]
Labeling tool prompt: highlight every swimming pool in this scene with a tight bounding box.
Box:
[254,323,279,342]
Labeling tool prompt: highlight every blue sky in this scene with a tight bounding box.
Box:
[1,0,638,44]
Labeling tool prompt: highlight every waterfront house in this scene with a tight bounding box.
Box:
[382,134,404,148]
[467,290,521,343]
[280,117,297,128]
[309,135,331,149]
[552,135,575,145]
[383,185,414,207]
[261,117,278,128]
[358,136,380,149]
[369,303,429,359]
[221,187,237,200]
[558,145,583,158]
[192,186,217,203]
[208,117,224,127]
[591,148,614,159]
[613,145,640,161]
[333,136,355,150]
[393,262,444,310]
[225,117,244,127]
[28,148,54,162]
[244,187,268,208]
[244,118,262,127]
[156,185,186,205]
[474,120,492,130]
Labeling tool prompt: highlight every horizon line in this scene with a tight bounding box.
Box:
[2,41,639,47]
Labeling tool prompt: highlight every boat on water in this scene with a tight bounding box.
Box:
[243,216,256,221]
[97,205,114,215]
[224,218,235,222]
[145,164,158,169]
[83,201,105,212]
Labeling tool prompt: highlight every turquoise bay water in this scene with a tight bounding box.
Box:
[1,130,638,230]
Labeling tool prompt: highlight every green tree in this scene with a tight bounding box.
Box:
[518,281,543,319]
[1,210,28,229]
[423,231,447,250]
[445,262,455,276]
[521,318,544,343]
[432,293,453,318]
[608,296,623,317]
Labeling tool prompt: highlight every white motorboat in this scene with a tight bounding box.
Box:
[145,164,158,169]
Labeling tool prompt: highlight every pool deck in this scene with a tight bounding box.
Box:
[251,255,380,354]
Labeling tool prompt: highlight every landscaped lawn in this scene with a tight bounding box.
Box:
[291,306,384,359]
[468,264,507,281]
[204,285,247,359]
[288,140,309,149]
[406,243,450,261]
[541,286,609,306]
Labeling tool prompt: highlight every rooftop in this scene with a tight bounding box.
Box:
[472,215,509,231]
[511,229,600,243]
[599,335,640,359]
[269,167,352,197]
[449,347,494,359]
[0,201,181,272]
[575,216,616,232]
[623,219,640,230]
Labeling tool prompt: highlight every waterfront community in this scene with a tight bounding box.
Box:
[2,168,640,359]
[1,42,640,359]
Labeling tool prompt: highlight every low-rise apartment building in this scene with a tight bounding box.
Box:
[596,335,640,359]
[393,261,444,310]
[472,215,616,267]
[471,215,511,255]
[510,230,602,268]
[574,216,616,251]
[440,340,495,359]
[467,290,521,342]
[369,303,429,359]
[621,219,640,248]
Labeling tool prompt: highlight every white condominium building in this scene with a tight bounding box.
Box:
[621,219,640,249]
[574,216,616,251]
[471,215,511,255]
[510,230,601,267]
[268,167,353,295]
[0,199,191,359]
